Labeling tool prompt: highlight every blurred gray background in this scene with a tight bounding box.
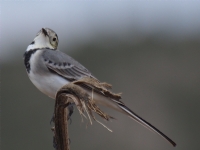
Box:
[1,1,200,150]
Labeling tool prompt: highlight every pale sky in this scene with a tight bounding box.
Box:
[1,1,200,63]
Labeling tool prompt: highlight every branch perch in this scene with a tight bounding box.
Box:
[53,77,121,149]
[53,93,73,150]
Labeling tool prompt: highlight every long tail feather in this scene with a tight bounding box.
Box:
[118,104,176,147]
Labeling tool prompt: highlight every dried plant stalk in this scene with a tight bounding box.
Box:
[54,94,73,150]
[53,77,120,149]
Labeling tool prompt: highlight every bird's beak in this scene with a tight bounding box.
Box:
[42,28,48,37]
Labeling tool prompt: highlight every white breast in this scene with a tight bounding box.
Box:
[28,50,69,99]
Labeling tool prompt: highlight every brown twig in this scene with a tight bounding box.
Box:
[54,93,72,150]
[52,77,119,149]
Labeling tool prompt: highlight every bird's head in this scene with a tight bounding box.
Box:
[26,28,59,51]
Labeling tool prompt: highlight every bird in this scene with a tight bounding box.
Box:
[24,28,176,147]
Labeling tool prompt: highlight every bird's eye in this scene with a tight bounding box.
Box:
[53,38,56,41]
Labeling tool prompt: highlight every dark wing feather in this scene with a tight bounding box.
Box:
[42,49,95,80]
[42,49,121,100]
[42,49,125,105]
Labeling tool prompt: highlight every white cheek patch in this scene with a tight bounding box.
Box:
[26,34,55,52]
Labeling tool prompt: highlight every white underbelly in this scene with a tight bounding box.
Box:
[29,72,69,99]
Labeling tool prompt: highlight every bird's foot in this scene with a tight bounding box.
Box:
[50,114,55,125]
[67,102,75,124]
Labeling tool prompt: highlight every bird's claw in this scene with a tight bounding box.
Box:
[67,102,75,124]
[50,114,55,125]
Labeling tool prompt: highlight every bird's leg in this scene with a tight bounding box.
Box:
[53,134,57,149]
[50,114,55,125]
[66,102,75,124]
[51,127,57,149]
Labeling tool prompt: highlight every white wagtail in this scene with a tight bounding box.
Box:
[24,28,176,147]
